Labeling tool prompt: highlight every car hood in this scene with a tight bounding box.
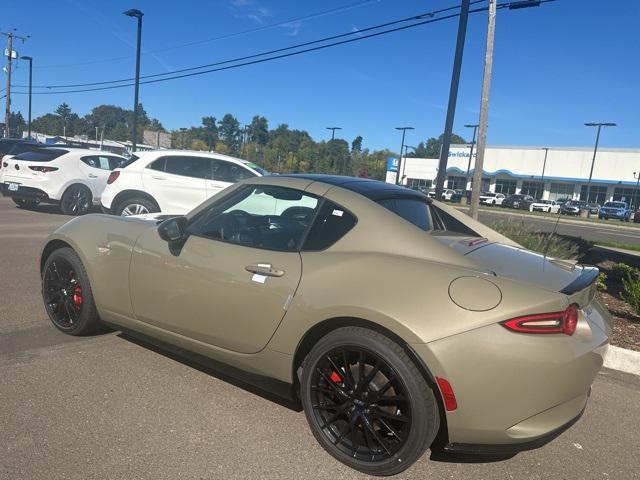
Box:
[434,236,598,296]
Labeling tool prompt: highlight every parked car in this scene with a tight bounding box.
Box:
[633,210,640,223]
[529,199,560,213]
[426,188,456,201]
[41,174,609,476]
[479,192,506,206]
[449,189,469,203]
[501,194,534,210]
[598,201,631,222]
[0,148,126,214]
[0,138,40,162]
[560,200,587,216]
[587,203,600,215]
[100,150,268,216]
[555,197,572,207]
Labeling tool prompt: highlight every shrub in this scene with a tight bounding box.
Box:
[622,273,640,315]
[491,220,581,260]
[609,262,639,282]
[596,272,607,292]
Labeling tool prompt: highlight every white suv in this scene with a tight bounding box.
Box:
[101,150,267,216]
[0,147,125,215]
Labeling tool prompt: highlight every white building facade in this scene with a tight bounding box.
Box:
[386,144,640,204]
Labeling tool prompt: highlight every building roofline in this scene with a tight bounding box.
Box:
[450,144,640,153]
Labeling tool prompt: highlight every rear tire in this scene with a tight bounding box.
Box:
[300,326,439,476]
[42,247,101,336]
[60,184,92,216]
[114,196,159,216]
[12,197,39,209]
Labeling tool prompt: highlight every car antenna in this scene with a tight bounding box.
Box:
[543,203,563,260]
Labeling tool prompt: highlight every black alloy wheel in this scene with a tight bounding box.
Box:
[42,247,101,335]
[301,327,439,476]
[60,185,92,215]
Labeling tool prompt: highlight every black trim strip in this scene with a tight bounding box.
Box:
[560,266,599,295]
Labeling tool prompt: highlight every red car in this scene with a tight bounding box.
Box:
[633,210,640,223]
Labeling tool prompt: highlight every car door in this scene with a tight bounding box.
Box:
[128,184,320,354]
[205,159,257,199]
[142,155,209,213]
[78,155,113,200]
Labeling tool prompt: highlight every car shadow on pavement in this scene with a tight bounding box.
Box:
[117,332,304,413]
[429,450,515,464]
[13,203,103,215]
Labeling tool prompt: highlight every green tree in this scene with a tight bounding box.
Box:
[31,113,64,136]
[9,111,26,136]
[55,103,72,121]
[247,115,269,146]
[201,116,218,149]
[351,135,363,154]
[409,133,467,158]
[217,114,241,155]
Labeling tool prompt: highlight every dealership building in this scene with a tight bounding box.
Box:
[386,145,640,205]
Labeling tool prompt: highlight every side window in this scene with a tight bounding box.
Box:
[211,160,256,183]
[148,157,166,172]
[107,156,123,170]
[377,198,431,231]
[82,156,114,170]
[430,205,478,236]
[165,156,212,179]
[187,185,319,251]
[302,201,357,251]
[81,156,99,168]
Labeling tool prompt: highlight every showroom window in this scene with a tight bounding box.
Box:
[613,187,637,205]
[494,179,517,195]
[579,185,607,204]
[549,183,575,201]
[407,178,432,189]
[447,176,466,190]
[520,181,544,199]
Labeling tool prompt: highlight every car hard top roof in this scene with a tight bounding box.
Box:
[280,174,429,202]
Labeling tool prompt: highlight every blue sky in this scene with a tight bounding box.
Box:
[4,0,639,151]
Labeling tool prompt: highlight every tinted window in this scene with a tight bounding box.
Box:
[188,185,318,251]
[377,198,431,231]
[430,205,478,236]
[212,160,256,183]
[165,156,212,179]
[81,155,117,170]
[8,143,41,155]
[12,149,67,162]
[120,155,139,168]
[303,201,357,251]
[148,157,166,171]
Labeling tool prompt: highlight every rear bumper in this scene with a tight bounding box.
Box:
[0,182,54,203]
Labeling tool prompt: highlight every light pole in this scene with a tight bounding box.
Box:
[326,126,342,141]
[464,123,479,190]
[124,8,143,152]
[20,55,32,141]
[584,122,616,205]
[401,145,416,185]
[633,172,640,211]
[395,126,414,185]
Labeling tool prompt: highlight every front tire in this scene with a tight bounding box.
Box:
[115,196,159,216]
[42,247,101,335]
[300,327,439,476]
[60,184,92,215]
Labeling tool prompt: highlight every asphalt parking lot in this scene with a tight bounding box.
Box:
[1,196,640,480]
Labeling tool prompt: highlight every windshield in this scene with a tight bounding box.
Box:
[604,202,626,208]
[242,161,269,176]
[12,149,67,162]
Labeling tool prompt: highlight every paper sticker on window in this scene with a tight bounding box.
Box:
[332,209,344,217]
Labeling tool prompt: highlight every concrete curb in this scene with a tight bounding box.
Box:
[454,205,640,232]
[604,345,640,376]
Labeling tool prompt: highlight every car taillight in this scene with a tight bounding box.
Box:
[29,166,59,173]
[107,171,120,184]
[501,304,579,336]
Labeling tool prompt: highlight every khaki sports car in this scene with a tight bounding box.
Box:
[40,175,610,476]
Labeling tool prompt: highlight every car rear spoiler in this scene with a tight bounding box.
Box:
[559,266,599,295]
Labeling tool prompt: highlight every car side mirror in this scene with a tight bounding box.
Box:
[158,216,188,243]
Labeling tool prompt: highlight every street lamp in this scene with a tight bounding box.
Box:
[540,147,550,198]
[584,122,616,206]
[400,145,416,185]
[395,126,414,185]
[124,8,144,152]
[326,126,342,141]
[633,172,640,211]
[464,123,479,189]
[20,56,33,141]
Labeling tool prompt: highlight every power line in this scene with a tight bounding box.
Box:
[31,0,383,70]
[13,0,556,96]
[19,2,476,90]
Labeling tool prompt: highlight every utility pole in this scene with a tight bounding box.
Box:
[435,0,470,200]
[21,56,33,140]
[395,127,414,185]
[124,9,144,152]
[2,30,29,138]
[584,122,616,207]
[464,123,479,190]
[540,147,549,197]
[326,126,342,141]
[469,0,497,220]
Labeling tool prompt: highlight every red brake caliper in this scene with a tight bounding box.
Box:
[329,371,342,384]
[72,285,83,311]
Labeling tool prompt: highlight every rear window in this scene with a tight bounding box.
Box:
[604,202,626,208]
[377,198,431,231]
[302,200,357,251]
[120,155,139,168]
[12,149,67,162]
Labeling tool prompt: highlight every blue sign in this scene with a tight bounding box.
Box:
[386,157,399,172]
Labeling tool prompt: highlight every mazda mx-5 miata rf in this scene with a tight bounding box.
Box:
[40,174,610,476]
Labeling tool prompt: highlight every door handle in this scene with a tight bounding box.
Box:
[245,264,285,277]
[152,175,166,180]
[88,174,98,178]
